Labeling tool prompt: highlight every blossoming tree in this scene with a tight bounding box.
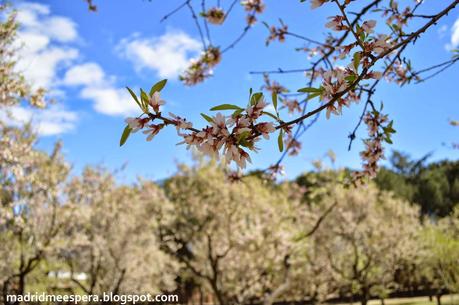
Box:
[120,0,459,184]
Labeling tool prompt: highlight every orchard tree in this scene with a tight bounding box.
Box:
[119,0,459,184]
[0,3,45,110]
[157,161,334,305]
[316,184,421,305]
[419,208,459,304]
[0,126,70,303]
[0,5,68,303]
[57,167,178,296]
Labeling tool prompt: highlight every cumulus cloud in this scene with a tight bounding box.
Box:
[13,3,80,90]
[63,62,106,86]
[16,2,78,42]
[5,2,144,137]
[117,31,202,78]
[80,86,138,116]
[64,63,138,116]
[2,105,78,136]
[446,17,459,50]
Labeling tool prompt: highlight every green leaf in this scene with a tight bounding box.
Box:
[119,125,132,147]
[306,91,322,101]
[272,92,278,112]
[353,52,361,71]
[210,104,243,111]
[126,87,142,109]
[140,89,150,112]
[232,108,244,118]
[237,130,251,146]
[384,136,393,144]
[278,130,284,152]
[345,75,357,83]
[149,79,167,96]
[297,87,322,93]
[201,113,214,123]
[250,92,263,105]
[262,111,279,121]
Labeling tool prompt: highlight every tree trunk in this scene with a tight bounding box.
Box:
[381,298,385,305]
[436,294,442,305]
[360,287,369,305]
[199,286,204,305]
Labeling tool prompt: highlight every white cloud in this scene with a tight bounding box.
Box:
[14,3,80,90]
[16,2,78,42]
[446,17,459,50]
[63,63,106,86]
[2,105,78,136]
[64,63,138,116]
[80,86,138,116]
[2,2,142,137]
[117,31,202,78]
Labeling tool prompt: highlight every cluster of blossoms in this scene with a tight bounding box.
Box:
[201,7,225,25]
[263,74,289,94]
[180,46,221,86]
[385,59,419,85]
[327,18,394,61]
[284,135,302,156]
[314,67,360,119]
[265,21,288,46]
[352,109,395,185]
[124,83,193,144]
[381,1,413,29]
[325,15,348,31]
[123,81,285,169]
[180,99,277,168]
[241,0,265,25]
[282,98,302,115]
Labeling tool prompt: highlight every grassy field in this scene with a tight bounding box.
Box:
[351,295,459,305]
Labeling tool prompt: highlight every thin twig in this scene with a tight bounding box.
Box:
[161,1,188,22]
[187,1,208,50]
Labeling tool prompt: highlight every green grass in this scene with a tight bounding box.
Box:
[376,295,458,305]
[336,295,459,305]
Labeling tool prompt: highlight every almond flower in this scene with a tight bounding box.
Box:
[372,35,392,55]
[361,20,377,34]
[255,122,275,139]
[325,16,347,31]
[142,124,164,141]
[282,99,302,114]
[246,99,267,119]
[125,117,150,132]
[310,0,328,9]
[168,113,193,133]
[203,7,225,25]
[211,113,230,137]
[241,0,265,13]
[148,91,165,113]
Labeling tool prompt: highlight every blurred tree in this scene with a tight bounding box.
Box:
[0,5,67,303]
[56,167,178,296]
[375,151,459,218]
[0,127,69,304]
[315,184,421,305]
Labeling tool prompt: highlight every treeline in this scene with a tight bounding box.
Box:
[1,136,458,305]
[375,151,459,218]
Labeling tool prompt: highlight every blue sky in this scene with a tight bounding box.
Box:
[9,0,459,182]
